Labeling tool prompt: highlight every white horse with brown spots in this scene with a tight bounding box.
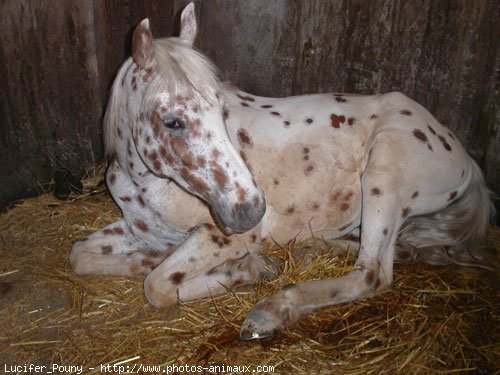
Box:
[70,3,495,339]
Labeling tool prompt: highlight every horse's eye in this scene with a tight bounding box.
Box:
[163,117,185,130]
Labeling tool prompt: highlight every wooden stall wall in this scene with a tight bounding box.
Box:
[196,0,499,196]
[0,0,173,209]
[0,0,498,209]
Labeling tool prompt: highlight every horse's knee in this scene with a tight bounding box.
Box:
[143,272,178,308]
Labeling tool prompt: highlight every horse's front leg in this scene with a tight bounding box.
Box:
[69,218,183,276]
[240,165,404,339]
[144,224,268,307]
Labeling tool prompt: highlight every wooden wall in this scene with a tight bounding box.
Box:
[0,0,498,209]
[0,0,174,208]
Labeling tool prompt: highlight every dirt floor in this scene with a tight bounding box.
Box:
[0,172,498,374]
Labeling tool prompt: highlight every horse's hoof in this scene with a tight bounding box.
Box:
[259,256,281,281]
[240,307,283,340]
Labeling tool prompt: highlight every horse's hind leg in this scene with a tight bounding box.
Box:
[240,143,406,339]
[70,219,172,276]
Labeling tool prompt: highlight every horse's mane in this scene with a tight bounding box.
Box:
[104,37,222,157]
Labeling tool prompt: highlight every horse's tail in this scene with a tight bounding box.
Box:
[399,158,495,267]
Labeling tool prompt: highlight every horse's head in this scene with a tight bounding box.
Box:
[113,3,265,234]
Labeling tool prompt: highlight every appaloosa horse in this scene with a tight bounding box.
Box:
[70,3,494,339]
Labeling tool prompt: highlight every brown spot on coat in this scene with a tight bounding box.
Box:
[153,160,161,171]
[448,191,458,202]
[197,156,206,168]
[253,195,260,207]
[401,207,411,218]
[137,195,145,207]
[411,191,419,199]
[237,186,247,202]
[240,102,249,107]
[335,96,347,103]
[119,196,132,202]
[237,128,253,149]
[108,173,116,185]
[365,270,375,285]
[330,290,338,298]
[141,258,156,270]
[261,104,273,108]
[169,272,185,285]
[413,129,427,142]
[103,229,113,235]
[427,125,436,135]
[370,114,378,120]
[271,111,281,116]
[400,109,412,116]
[250,234,257,243]
[383,228,388,236]
[348,117,355,126]
[134,219,149,232]
[340,202,349,211]
[438,135,452,151]
[286,205,295,215]
[283,121,290,127]
[371,187,381,196]
[113,227,124,235]
[304,165,314,174]
[329,191,342,204]
[330,114,346,128]
[343,191,354,201]
[237,94,255,102]
[305,118,313,124]
[210,160,229,190]
[101,245,113,254]
[212,149,221,159]
[181,168,210,194]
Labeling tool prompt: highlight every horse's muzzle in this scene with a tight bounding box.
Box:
[212,194,266,234]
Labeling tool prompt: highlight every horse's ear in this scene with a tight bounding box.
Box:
[132,19,155,69]
[179,2,197,46]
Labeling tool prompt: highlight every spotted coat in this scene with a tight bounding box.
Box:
[70,2,494,341]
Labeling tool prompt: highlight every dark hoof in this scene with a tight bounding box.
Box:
[240,307,283,340]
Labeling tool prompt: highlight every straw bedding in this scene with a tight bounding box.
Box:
[0,167,498,374]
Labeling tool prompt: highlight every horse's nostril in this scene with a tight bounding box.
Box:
[213,194,265,233]
[233,198,266,232]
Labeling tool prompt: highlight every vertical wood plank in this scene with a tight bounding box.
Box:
[0,0,175,208]
[0,0,101,206]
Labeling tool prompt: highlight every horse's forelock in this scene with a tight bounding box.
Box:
[153,38,222,106]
